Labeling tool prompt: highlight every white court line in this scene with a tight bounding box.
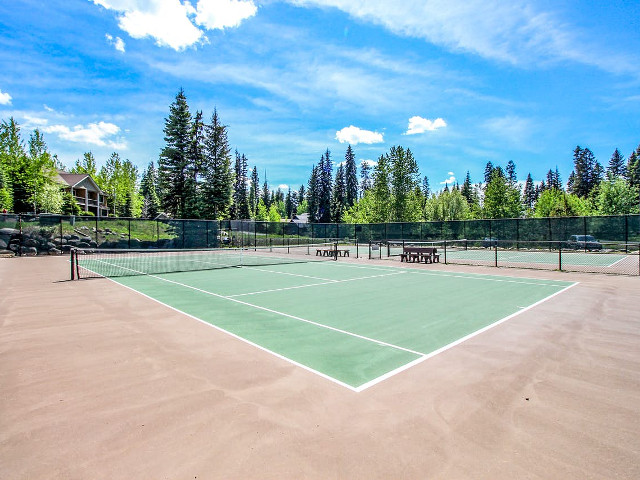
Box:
[322,260,572,288]
[228,270,407,297]
[246,266,338,282]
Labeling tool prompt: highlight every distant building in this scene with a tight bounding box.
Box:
[55,171,109,217]
[290,213,309,224]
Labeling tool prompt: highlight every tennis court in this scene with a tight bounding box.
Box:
[74,246,575,391]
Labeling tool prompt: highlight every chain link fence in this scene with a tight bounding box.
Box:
[2,213,639,275]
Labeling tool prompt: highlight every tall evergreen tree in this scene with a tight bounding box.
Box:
[570,146,602,198]
[371,153,391,222]
[307,165,319,223]
[185,110,205,218]
[483,161,494,184]
[232,151,250,219]
[261,177,270,208]
[344,144,358,208]
[388,146,419,221]
[248,166,259,217]
[506,160,517,185]
[523,173,535,211]
[461,171,473,205]
[422,176,430,198]
[360,160,372,194]
[285,189,294,219]
[158,89,192,217]
[201,109,233,219]
[140,161,160,218]
[317,150,332,223]
[607,148,626,179]
[331,164,346,222]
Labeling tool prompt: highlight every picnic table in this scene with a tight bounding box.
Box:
[316,248,350,257]
[400,247,439,264]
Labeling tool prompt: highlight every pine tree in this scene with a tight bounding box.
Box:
[249,167,259,217]
[483,161,494,185]
[388,146,419,221]
[201,109,233,219]
[232,151,250,219]
[506,160,517,185]
[461,171,473,205]
[185,110,205,218]
[307,165,319,223]
[285,189,294,219]
[140,161,160,218]
[261,177,270,208]
[422,176,430,198]
[317,150,332,223]
[344,145,358,208]
[331,164,346,222]
[371,153,391,222]
[607,148,626,179]
[158,89,192,217]
[570,146,601,198]
[360,160,372,194]
[523,173,535,211]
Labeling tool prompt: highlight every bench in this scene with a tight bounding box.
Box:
[400,247,439,264]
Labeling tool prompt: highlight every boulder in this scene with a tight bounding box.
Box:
[0,228,19,236]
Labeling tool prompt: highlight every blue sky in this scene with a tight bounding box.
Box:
[1,0,639,192]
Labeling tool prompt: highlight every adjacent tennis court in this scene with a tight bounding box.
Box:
[75,247,576,391]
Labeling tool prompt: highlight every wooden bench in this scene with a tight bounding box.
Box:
[400,247,439,264]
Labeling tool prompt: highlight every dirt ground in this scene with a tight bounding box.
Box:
[1,255,638,479]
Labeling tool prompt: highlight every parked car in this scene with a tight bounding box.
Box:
[482,237,498,248]
[565,235,602,251]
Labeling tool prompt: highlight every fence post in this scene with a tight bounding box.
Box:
[444,239,447,264]
[128,218,131,249]
[559,242,562,271]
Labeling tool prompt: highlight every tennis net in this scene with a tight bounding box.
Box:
[71,242,340,279]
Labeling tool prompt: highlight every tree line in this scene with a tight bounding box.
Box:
[1,89,639,221]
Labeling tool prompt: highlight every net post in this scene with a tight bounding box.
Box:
[334,241,338,261]
[287,237,290,254]
[369,240,372,260]
[269,237,272,252]
[558,241,562,271]
[444,239,447,264]
[356,237,359,259]
[70,248,75,280]
[494,241,498,267]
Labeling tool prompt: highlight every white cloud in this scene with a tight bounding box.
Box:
[286,0,635,73]
[405,115,446,135]
[440,174,456,185]
[0,89,12,105]
[196,0,257,30]
[106,33,126,52]
[91,0,257,51]
[335,125,384,145]
[42,121,126,149]
[277,184,289,190]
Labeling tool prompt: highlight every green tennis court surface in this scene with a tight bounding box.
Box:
[88,260,576,391]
